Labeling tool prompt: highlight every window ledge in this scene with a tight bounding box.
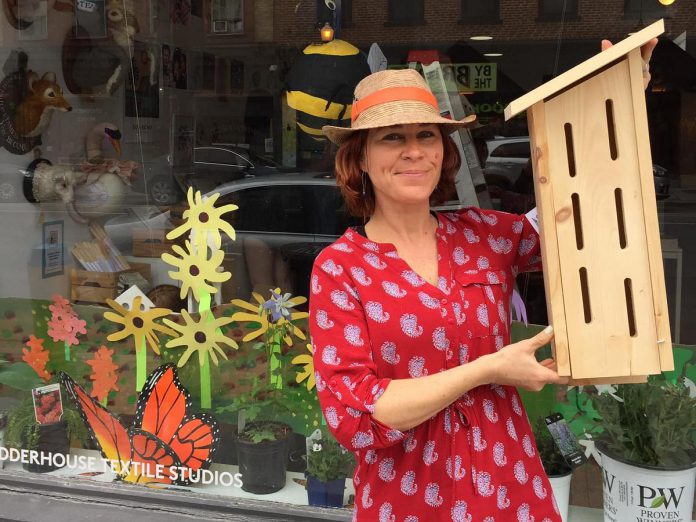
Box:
[384,19,426,27]
[535,14,581,22]
[458,18,503,25]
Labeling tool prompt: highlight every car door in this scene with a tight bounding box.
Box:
[214,183,316,299]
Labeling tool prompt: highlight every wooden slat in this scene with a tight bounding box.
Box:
[542,61,661,379]
[569,375,647,386]
[529,102,572,376]
[504,19,664,120]
[627,49,674,371]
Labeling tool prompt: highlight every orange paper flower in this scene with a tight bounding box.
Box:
[86,346,119,403]
[22,335,51,382]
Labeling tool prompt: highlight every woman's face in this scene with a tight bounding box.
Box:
[360,123,444,209]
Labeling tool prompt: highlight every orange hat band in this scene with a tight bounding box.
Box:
[351,87,439,123]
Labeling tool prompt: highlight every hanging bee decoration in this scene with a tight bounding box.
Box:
[286,39,370,139]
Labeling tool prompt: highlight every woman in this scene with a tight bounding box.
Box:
[309,42,656,521]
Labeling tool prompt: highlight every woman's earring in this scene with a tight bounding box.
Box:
[361,171,367,198]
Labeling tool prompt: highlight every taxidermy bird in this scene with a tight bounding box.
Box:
[86,122,122,164]
[62,0,140,96]
[13,71,72,138]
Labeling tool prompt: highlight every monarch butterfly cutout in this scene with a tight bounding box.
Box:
[59,364,220,485]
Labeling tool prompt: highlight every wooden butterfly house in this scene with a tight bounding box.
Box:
[504,20,673,384]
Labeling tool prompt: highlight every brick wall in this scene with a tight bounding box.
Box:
[275,0,696,48]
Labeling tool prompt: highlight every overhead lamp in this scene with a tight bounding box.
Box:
[320,22,334,42]
[658,0,675,5]
[470,35,493,41]
[484,52,503,57]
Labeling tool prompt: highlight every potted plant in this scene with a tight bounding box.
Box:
[304,429,355,508]
[592,379,696,521]
[217,376,296,494]
[4,396,88,473]
[533,418,573,522]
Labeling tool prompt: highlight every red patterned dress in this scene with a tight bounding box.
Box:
[309,208,561,522]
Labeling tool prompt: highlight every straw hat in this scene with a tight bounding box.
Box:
[322,68,477,145]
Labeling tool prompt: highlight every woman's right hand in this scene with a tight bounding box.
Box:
[486,326,569,391]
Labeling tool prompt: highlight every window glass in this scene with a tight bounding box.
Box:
[0,1,694,519]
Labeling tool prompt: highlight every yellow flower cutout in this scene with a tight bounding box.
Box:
[291,343,315,391]
[230,288,309,346]
[162,240,231,301]
[163,310,238,367]
[166,188,238,250]
[104,296,177,355]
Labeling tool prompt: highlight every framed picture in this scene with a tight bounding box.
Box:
[125,42,160,118]
[173,47,188,90]
[42,220,64,279]
[171,114,195,167]
[16,0,48,40]
[162,44,175,88]
[202,52,215,91]
[210,0,243,35]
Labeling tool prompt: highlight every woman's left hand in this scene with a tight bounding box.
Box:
[601,37,658,90]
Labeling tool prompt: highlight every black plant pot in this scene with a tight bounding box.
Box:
[287,431,307,473]
[236,422,291,494]
[23,421,69,473]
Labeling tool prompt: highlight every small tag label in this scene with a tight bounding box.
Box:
[525,207,540,234]
[545,412,587,468]
[77,0,97,12]
[32,383,64,425]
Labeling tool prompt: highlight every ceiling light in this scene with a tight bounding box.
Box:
[470,35,493,41]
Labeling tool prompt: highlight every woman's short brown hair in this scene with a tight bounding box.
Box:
[334,128,461,218]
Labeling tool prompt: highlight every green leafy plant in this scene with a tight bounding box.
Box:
[216,376,295,443]
[305,430,355,483]
[532,418,572,477]
[5,397,89,451]
[0,359,43,391]
[593,379,696,468]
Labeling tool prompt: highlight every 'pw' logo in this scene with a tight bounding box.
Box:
[639,485,685,509]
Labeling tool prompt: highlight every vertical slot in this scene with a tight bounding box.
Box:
[615,188,627,249]
[624,278,637,337]
[571,193,584,250]
[579,267,592,324]
[606,99,618,160]
[564,123,577,178]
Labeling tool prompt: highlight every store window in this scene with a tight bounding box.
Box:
[387,0,425,25]
[460,0,501,24]
[624,0,670,20]
[316,0,353,27]
[538,0,580,21]
[0,1,695,520]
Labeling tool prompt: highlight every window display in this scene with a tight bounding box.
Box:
[0,1,693,520]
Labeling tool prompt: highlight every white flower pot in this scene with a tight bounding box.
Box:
[547,471,571,522]
[598,447,696,522]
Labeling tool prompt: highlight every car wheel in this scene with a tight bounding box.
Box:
[149,176,181,205]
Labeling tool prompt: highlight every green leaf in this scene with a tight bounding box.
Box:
[651,496,665,508]
[0,362,43,390]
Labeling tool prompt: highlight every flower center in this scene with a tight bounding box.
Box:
[199,212,209,223]
[189,265,200,276]
[195,331,207,343]
[133,317,144,328]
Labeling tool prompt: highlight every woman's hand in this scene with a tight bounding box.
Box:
[602,37,658,90]
[486,326,569,392]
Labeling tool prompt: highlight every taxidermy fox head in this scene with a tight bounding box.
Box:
[14,71,72,138]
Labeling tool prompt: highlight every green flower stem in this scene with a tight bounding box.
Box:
[269,329,283,390]
[198,291,213,409]
[136,334,146,391]
[64,341,71,361]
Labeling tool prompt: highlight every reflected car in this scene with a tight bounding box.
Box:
[483,136,670,199]
[104,171,356,300]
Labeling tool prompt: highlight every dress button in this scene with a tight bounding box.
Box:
[441,298,448,305]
